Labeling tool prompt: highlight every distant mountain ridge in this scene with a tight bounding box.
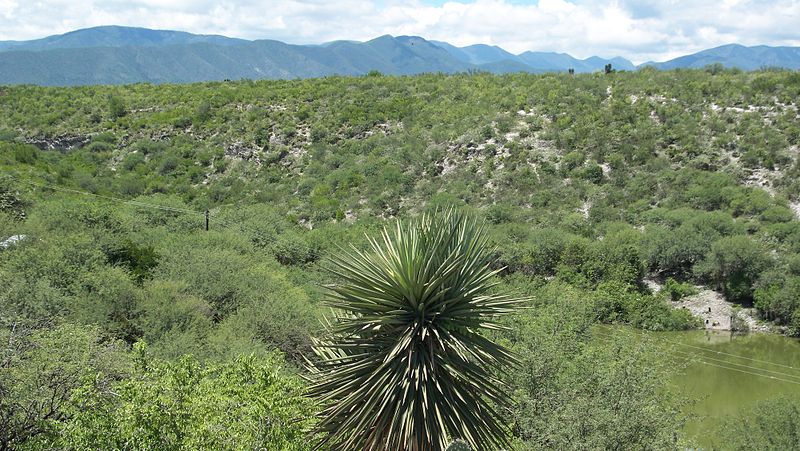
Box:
[643,43,800,70]
[430,40,636,73]
[0,26,797,86]
[0,25,246,51]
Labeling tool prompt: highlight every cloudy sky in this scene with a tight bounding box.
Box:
[0,0,798,63]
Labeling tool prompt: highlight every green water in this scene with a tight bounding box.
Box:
[656,330,800,449]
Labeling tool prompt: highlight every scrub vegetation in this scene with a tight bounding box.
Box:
[2,67,800,449]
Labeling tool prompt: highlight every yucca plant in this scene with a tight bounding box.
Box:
[308,210,523,450]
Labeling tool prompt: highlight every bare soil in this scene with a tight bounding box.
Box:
[646,278,770,333]
[672,288,770,333]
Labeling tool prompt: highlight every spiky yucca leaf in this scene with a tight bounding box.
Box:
[308,210,522,451]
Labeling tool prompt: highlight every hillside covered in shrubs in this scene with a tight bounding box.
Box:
[2,68,800,449]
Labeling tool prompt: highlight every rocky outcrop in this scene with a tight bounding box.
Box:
[26,134,91,152]
[225,142,262,165]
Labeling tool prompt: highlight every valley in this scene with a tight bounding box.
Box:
[2,68,800,449]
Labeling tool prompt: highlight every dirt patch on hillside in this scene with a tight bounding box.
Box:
[671,288,770,333]
[645,277,771,333]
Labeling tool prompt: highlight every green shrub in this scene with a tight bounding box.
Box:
[511,298,690,449]
[695,236,771,304]
[593,282,698,331]
[486,204,514,224]
[580,163,604,184]
[754,276,800,325]
[159,155,181,175]
[0,176,30,221]
[108,95,127,119]
[70,267,144,343]
[760,205,795,223]
[59,347,317,450]
[10,143,39,164]
[561,151,585,174]
[272,233,318,266]
[716,397,800,451]
[0,324,130,449]
[663,277,698,301]
[102,239,159,283]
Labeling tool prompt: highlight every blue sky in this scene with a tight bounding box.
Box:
[0,0,798,63]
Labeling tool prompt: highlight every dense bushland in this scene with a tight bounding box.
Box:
[2,68,800,448]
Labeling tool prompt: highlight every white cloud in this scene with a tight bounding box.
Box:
[0,0,17,19]
[0,0,798,64]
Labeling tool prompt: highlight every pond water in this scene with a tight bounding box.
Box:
[658,329,800,449]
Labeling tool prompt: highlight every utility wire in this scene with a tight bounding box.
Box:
[10,174,272,236]
[13,176,205,216]
[663,338,800,371]
[689,360,800,386]
[594,326,800,372]
[11,173,800,384]
[592,329,800,385]
[671,348,800,381]
[14,176,800,385]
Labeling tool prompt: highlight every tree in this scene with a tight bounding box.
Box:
[509,291,689,450]
[716,397,800,450]
[57,345,316,450]
[754,275,800,327]
[694,236,771,304]
[0,324,129,450]
[308,210,523,450]
[107,95,127,119]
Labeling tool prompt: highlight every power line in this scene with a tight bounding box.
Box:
[664,338,800,371]
[671,348,800,381]
[685,359,800,386]
[10,174,273,236]
[14,176,205,216]
[596,326,800,372]
[9,174,314,240]
[592,329,800,385]
[12,174,800,384]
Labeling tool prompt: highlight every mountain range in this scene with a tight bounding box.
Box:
[642,44,800,71]
[0,26,797,86]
